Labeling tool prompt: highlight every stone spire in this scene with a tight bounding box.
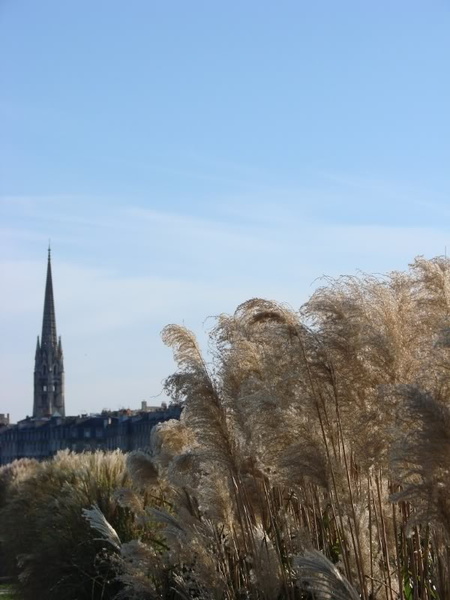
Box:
[41,247,57,348]
[33,248,65,418]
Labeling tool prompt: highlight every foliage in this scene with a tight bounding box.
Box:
[0,450,158,600]
[0,584,16,600]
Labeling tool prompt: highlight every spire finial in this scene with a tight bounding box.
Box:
[48,240,51,259]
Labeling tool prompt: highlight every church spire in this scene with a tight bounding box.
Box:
[41,246,57,349]
[33,248,65,418]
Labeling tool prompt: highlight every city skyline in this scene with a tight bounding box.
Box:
[1,1,449,422]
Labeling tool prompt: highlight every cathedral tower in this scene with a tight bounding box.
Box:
[33,248,65,418]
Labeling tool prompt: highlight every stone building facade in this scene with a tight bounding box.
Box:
[0,405,182,466]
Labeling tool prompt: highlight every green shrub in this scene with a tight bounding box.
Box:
[0,584,16,600]
[0,450,152,600]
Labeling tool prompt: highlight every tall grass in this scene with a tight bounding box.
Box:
[88,256,450,600]
[4,256,447,599]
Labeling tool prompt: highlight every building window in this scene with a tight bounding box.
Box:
[43,385,47,392]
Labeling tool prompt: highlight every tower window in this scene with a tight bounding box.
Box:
[43,385,47,392]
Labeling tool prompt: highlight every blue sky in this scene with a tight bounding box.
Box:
[1,1,449,422]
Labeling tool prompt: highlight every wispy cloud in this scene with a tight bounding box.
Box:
[1,189,449,422]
